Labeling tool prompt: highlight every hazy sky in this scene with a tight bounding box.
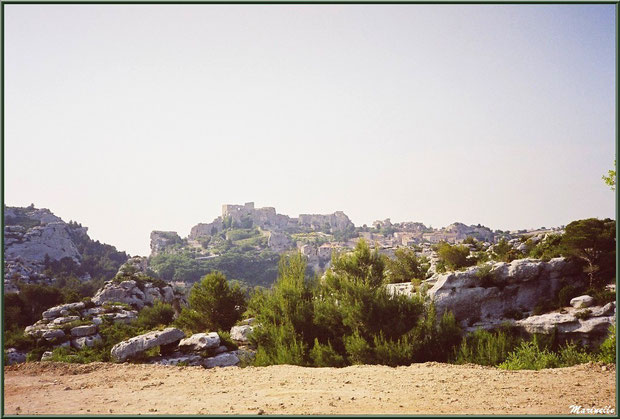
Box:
[4,4,616,256]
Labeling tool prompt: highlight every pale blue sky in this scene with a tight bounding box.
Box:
[4,4,616,256]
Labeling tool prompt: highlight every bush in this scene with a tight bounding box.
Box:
[343,332,374,365]
[557,342,594,366]
[310,339,346,367]
[532,299,557,316]
[587,287,616,306]
[499,341,559,370]
[385,248,428,284]
[475,265,495,288]
[557,285,580,307]
[455,328,521,366]
[217,330,238,351]
[528,234,563,261]
[175,272,247,333]
[598,325,616,363]
[574,309,591,320]
[135,301,175,330]
[436,242,472,271]
[3,327,37,351]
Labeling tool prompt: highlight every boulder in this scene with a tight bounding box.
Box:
[235,347,256,364]
[203,352,240,369]
[119,280,137,290]
[92,282,145,309]
[110,328,185,362]
[230,325,254,343]
[101,309,138,324]
[42,329,66,341]
[70,324,97,337]
[41,351,54,361]
[214,345,229,355]
[514,303,615,347]
[6,348,26,365]
[72,334,102,349]
[42,302,85,319]
[54,341,71,349]
[178,332,220,352]
[570,295,594,308]
[52,316,80,325]
[150,353,204,367]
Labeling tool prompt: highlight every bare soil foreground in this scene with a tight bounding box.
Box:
[4,362,616,415]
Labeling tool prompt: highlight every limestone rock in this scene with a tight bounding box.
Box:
[150,353,204,367]
[570,295,594,308]
[230,325,254,343]
[110,328,185,362]
[70,324,97,337]
[42,329,66,341]
[203,352,240,369]
[515,305,615,347]
[42,302,85,320]
[178,332,220,352]
[72,334,102,349]
[427,257,585,326]
[41,351,54,362]
[214,345,229,355]
[53,316,80,325]
[6,348,26,365]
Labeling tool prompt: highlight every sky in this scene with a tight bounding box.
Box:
[4,4,616,256]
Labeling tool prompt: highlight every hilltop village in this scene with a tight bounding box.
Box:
[150,201,559,274]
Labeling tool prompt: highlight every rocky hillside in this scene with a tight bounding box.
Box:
[4,205,129,293]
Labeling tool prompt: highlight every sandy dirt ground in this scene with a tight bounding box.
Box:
[4,361,616,415]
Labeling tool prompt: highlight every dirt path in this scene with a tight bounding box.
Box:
[4,362,616,415]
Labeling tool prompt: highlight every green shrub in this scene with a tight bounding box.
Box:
[26,347,48,363]
[3,328,37,351]
[574,309,591,320]
[436,242,473,271]
[310,339,346,367]
[343,332,374,365]
[598,325,616,364]
[173,272,246,333]
[528,234,564,261]
[217,330,238,351]
[385,248,428,285]
[475,265,495,287]
[455,329,521,366]
[48,345,106,364]
[587,287,616,306]
[253,323,308,366]
[532,299,557,316]
[557,342,594,366]
[557,285,580,307]
[499,341,559,370]
[136,301,175,330]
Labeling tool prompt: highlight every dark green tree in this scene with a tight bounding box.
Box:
[175,271,247,332]
[562,218,616,288]
[385,247,428,284]
[437,242,472,270]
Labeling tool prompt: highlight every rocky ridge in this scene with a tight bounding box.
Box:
[19,257,188,362]
[4,205,128,293]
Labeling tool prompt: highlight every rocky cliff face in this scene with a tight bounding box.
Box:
[428,257,584,325]
[4,205,128,293]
